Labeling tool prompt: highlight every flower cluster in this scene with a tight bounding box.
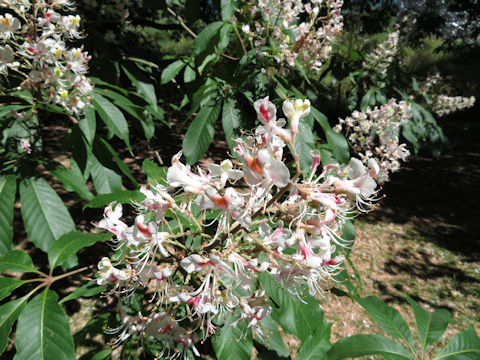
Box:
[95,97,384,358]
[0,0,92,114]
[432,95,476,117]
[240,0,344,72]
[335,99,412,183]
[362,31,399,77]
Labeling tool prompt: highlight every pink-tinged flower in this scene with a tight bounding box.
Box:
[19,138,31,154]
[254,96,277,125]
[167,151,208,194]
[97,202,128,236]
[243,148,290,188]
[282,99,311,134]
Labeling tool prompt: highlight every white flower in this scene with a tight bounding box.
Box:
[282,99,311,134]
[0,14,21,39]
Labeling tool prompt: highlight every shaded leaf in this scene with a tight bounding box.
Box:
[161,60,186,84]
[0,175,16,255]
[183,101,221,164]
[91,157,122,195]
[142,159,167,186]
[92,92,130,147]
[222,98,240,151]
[193,21,223,55]
[258,315,290,358]
[19,178,75,252]
[221,0,237,20]
[51,163,94,201]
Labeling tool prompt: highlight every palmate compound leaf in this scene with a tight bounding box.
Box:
[19,177,75,253]
[355,296,416,354]
[406,296,452,355]
[0,295,30,354]
[436,328,480,360]
[258,272,324,342]
[0,175,17,255]
[14,290,75,360]
[48,231,112,269]
[212,313,253,360]
[328,334,412,360]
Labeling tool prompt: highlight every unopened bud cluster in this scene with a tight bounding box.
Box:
[95,97,386,358]
[0,0,92,114]
[241,0,343,72]
[335,99,412,183]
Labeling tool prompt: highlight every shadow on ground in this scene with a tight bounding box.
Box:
[365,105,480,262]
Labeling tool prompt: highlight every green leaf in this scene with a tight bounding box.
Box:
[92,92,130,147]
[99,138,139,187]
[59,281,105,304]
[122,65,157,108]
[295,114,315,175]
[14,290,76,360]
[355,296,416,353]
[184,64,196,83]
[328,335,412,360]
[0,175,16,255]
[48,231,112,269]
[78,106,96,145]
[222,98,240,151]
[0,278,27,301]
[296,322,331,360]
[90,349,112,360]
[258,315,290,358]
[361,88,376,111]
[0,295,29,354]
[311,106,349,163]
[84,189,145,209]
[221,0,237,20]
[91,157,122,195]
[193,21,223,55]
[51,163,94,201]
[0,250,40,274]
[218,23,233,53]
[142,159,167,186]
[258,273,324,342]
[212,314,252,360]
[436,328,480,360]
[182,101,221,164]
[406,297,451,355]
[19,178,75,252]
[161,60,186,84]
